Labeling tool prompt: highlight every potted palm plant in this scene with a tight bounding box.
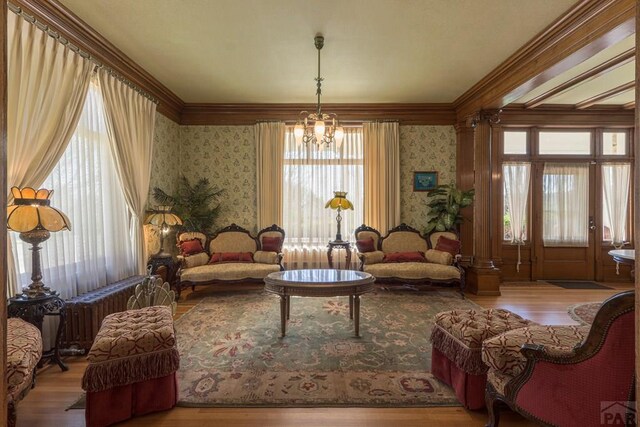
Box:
[152,175,224,235]
[424,184,475,234]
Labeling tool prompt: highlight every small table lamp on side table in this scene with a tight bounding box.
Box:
[325,191,354,269]
[145,206,183,286]
[6,186,72,371]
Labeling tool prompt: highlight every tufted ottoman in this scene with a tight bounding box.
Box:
[81,306,180,427]
[429,308,534,409]
[7,318,42,427]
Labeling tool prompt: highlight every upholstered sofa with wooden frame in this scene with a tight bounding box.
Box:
[354,223,465,296]
[175,224,284,298]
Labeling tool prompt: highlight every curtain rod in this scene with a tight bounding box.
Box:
[8,2,159,105]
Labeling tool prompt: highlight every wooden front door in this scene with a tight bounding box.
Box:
[534,161,597,280]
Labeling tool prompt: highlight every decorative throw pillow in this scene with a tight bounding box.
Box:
[424,249,453,265]
[254,250,278,264]
[356,237,375,253]
[183,252,210,268]
[435,236,461,256]
[262,236,282,252]
[209,252,254,264]
[180,238,204,256]
[383,251,426,263]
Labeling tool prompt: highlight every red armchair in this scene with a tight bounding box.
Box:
[483,290,635,427]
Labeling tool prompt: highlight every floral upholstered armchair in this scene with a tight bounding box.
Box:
[175,224,285,298]
[354,223,464,297]
[483,290,635,427]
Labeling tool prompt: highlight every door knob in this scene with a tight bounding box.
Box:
[589,217,596,231]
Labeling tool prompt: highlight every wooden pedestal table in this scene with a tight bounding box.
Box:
[264,269,375,338]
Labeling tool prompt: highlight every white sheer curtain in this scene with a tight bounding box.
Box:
[542,163,589,247]
[503,162,531,272]
[602,163,630,247]
[282,127,363,268]
[10,81,136,300]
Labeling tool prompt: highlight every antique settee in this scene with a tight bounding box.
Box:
[483,290,635,427]
[354,223,464,296]
[176,224,284,298]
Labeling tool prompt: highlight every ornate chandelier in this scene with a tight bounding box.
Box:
[294,35,344,150]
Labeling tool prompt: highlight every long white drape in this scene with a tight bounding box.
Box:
[542,163,589,247]
[256,122,285,228]
[503,162,531,272]
[282,128,363,268]
[363,122,400,232]
[602,163,630,247]
[98,69,157,274]
[7,9,93,295]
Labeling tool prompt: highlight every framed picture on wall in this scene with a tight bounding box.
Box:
[413,171,438,192]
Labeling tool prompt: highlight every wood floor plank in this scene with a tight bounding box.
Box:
[16,281,633,427]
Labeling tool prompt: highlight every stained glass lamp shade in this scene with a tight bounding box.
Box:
[325,191,353,242]
[145,206,183,258]
[6,186,71,297]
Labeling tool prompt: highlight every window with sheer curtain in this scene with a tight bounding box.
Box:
[282,127,363,268]
[602,163,630,246]
[542,162,589,247]
[10,80,136,300]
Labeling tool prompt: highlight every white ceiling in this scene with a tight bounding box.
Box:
[58,0,577,104]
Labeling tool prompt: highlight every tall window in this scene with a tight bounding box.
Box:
[11,81,135,299]
[602,163,630,246]
[282,127,363,268]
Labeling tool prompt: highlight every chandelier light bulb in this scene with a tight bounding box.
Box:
[314,120,325,141]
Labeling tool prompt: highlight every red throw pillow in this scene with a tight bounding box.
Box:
[435,236,461,256]
[356,237,375,253]
[262,236,281,252]
[209,252,254,264]
[180,238,204,256]
[383,252,426,263]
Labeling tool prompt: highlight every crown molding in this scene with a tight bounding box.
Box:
[180,103,456,126]
[454,0,635,120]
[11,0,184,122]
[499,104,634,127]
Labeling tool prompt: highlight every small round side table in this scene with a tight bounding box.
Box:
[8,293,68,371]
[327,240,352,269]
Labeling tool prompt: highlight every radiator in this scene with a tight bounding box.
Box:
[62,275,144,352]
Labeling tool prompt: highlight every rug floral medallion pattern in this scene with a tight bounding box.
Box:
[175,290,482,407]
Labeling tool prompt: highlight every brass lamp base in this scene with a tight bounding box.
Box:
[19,229,58,298]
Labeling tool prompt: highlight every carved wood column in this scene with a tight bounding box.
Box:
[455,122,474,259]
[467,110,501,295]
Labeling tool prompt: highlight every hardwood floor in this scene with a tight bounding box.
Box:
[16,281,633,427]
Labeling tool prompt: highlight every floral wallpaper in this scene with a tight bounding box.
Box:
[180,125,257,233]
[399,125,457,232]
[149,120,456,239]
[150,112,181,199]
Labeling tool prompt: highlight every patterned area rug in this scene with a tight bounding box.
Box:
[175,290,481,407]
[567,302,601,325]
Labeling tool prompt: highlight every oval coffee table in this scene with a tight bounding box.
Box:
[264,269,375,338]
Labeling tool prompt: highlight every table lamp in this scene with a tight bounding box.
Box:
[325,191,353,242]
[7,186,71,298]
[145,206,183,258]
